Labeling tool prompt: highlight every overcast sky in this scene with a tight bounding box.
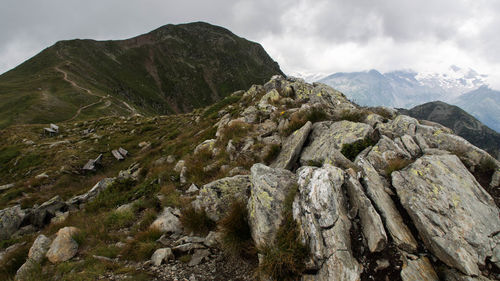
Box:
[2,0,500,87]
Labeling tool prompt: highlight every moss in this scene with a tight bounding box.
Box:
[341,137,376,161]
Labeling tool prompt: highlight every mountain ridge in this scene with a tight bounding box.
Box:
[0,21,283,129]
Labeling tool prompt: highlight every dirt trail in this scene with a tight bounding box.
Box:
[55,63,136,121]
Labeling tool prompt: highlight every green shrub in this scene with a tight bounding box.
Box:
[179,207,216,236]
[306,107,329,123]
[341,137,376,161]
[219,200,254,257]
[258,186,308,280]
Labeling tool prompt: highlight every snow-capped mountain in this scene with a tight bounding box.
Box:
[319,66,488,108]
[288,71,326,83]
[318,66,499,132]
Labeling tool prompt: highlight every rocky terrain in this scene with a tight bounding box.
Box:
[0,76,499,281]
[399,101,500,160]
[0,22,282,129]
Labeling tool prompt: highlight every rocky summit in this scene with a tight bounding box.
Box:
[0,75,499,281]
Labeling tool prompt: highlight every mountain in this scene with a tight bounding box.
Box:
[400,101,500,159]
[319,66,487,108]
[454,86,500,132]
[1,76,499,280]
[0,22,283,128]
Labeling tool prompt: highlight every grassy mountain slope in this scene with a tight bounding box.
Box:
[400,101,500,159]
[0,22,283,129]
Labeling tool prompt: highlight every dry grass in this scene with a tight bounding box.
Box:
[218,200,255,257]
[179,207,216,236]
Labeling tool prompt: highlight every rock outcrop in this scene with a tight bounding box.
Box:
[393,154,500,276]
[247,164,297,247]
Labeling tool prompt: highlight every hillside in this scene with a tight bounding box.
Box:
[454,86,500,133]
[0,76,499,281]
[400,101,500,160]
[0,22,283,129]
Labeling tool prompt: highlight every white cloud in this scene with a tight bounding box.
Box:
[0,0,499,88]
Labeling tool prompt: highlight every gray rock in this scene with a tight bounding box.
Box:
[356,157,418,252]
[192,175,251,221]
[151,248,173,266]
[46,227,79,263]
[30,195,67,227]
[0,205,25,240]
[0,183,14,191]
[272,121,312,170]
[364,135,412,175]
[150,207,182,234]
[186,184,199,194]
[440,268,493,281]
[180,166,188,184]
[16,235,52,280]
[294,165,361,280]
[204,231,219,248]
[67,178,116,206]
[400,135,422,158]
[344,169,387,252]
[173,243,205,253]
[194,139,216,155]
[392,154,500,276]
[300,120,373,166]
[400,255,439,281]
[188,249,210,266]
[174,160,185,173]
[166,155,176,164]
[118,162,141,180]
[247,164,297,248]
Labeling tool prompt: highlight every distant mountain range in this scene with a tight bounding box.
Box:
[0,22,282,128]
[400,101,500,160]
[318,66,500,132]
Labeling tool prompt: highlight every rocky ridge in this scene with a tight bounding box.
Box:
[1,76,499,280]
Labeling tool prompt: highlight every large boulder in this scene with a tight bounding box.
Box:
[295,165,361,280]
[192,175,251,221]
[300,120,373,166]
[247,164,297,248]
[28,195,67,228]
[16,234,52,280]
[344,169,387,253]
[0,205,25,240]
[272,121,312,170]
[150,207,182,234]
[46,227,79,263]
[392,154,500,276]
[356,157,418,252]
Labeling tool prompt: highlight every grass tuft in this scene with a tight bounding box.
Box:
[179,207,216,236]
[218,200,255,257]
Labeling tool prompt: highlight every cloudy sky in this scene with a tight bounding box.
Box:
[2,0,500,87]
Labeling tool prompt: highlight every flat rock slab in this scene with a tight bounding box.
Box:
[300,120,372,166]
[392,154,500,276]
[248,164,297,248]
[272,121,311,170]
